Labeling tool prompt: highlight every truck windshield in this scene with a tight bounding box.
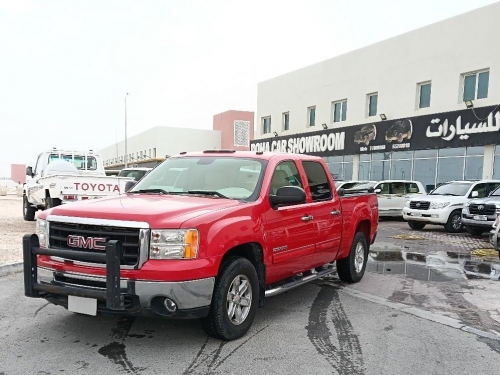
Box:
[49,154,97,170]
[130,157,266,201]
[430,182,473,196]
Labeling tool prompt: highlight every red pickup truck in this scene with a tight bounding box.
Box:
[23,151,378,340]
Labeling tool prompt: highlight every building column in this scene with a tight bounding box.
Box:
[352,154,360,180]
[483,145,495,179]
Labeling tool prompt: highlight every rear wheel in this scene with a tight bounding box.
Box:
[336,232,368,283]
[201,257,259,340]
[465,226,485,236]
[444,210,463,233]
[23,195,36,221]
[45,196,61,210]
[408,221,426,230]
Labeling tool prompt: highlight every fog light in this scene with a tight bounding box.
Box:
[164,298,177,313]
[431,214,439,218]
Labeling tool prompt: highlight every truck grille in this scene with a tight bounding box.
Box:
[49,222,141,266]
[410,201,430,210]
[468,204,496,216]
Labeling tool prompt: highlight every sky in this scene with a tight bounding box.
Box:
[0,0,498,177]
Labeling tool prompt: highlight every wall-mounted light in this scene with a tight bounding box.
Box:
[273,131,279,137]
[322,123,328,130]
[465,100,474,109]
[380,114,387,121]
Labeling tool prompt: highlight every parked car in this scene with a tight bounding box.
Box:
[403,180,500,233]
[23,150,378,341]
[462,184,500,236]
[352,180,426,217]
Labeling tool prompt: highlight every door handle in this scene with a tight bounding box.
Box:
[302,215,314,222]
[330,210,340,216]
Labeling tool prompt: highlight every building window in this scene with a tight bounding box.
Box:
[282,112,289,131]
[367,93,378,117]
[332,100,347,123]
[463,69,489,101]
[418,82,431,108]
[262,116,271,134]
[308,106,316,127]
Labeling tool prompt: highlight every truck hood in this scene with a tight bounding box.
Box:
[45,194,242,228]
[409,194,467,203]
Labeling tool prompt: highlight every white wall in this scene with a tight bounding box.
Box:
[99,126,221,166]
[255,2,500,138]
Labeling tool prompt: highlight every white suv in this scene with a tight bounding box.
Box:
[352,180,426,217]
[403,180,500,233]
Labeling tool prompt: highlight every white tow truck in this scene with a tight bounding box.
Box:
[23,149,134,221]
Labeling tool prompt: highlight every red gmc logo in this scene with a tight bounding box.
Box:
[67,235,107,251]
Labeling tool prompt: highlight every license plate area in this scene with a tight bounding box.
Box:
[411,212,422,217]
[473,215,488,221]
[68,295,97,316]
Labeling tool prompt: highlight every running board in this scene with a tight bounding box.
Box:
[265,265,337,298]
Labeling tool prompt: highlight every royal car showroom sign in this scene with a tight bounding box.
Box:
[250,104,500,157]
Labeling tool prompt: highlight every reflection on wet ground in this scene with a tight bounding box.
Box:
[368,242,500,282]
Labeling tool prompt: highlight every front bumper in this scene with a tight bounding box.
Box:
[462,208,496,228]
[402,207,449,224]
[23,234,214,318]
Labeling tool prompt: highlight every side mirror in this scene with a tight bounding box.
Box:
[26,166,33,177]
[269,186,306,207]
[374,188,381,194]
[471,191,479,198]
[125,180,137,192]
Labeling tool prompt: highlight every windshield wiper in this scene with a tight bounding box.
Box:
[129,188,169,195]
[186,190,229,199]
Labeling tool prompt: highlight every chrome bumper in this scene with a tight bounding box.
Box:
[37,267,215,310]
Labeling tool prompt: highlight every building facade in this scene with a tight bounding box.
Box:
[100,110,254,170]
[251,2,500,192]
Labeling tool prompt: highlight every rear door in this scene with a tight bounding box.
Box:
[301,160,342,267]
[262,160,318,274]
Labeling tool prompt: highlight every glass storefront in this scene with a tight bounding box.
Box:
[325,155,353,181]
[349,147,484,192]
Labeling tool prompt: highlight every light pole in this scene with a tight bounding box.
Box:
[124,93,129,168]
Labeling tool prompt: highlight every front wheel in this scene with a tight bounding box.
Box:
[201,257,259,341]
[408,221,426,230]
[336,232,368,283]
[23,195,36,221]
[444,210,463,233]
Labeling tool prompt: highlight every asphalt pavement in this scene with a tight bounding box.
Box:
[1,271,499,375]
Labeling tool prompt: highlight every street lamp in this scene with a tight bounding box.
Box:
[124,93,129,168]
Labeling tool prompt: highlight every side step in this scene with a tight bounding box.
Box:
[265,264,337,298]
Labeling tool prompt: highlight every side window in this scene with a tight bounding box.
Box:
[302,161,333,202]
[390,182,405,194]
[377,183,390,194]
[406,183,419,194]
[33,154,42,176]
[471,183,488,198]
[270,161,303,195]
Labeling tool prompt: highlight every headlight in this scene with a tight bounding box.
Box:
[36,219,48,248]
[150,229,199,259]
[429,201,450,209]
[404,201,410,208]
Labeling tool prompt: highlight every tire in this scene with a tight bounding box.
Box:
[408,221,426,230]
[23,195,36,221]
[201,257,259,341]
[444,210,463,233]
[336,232,368,283]
[45,196,61,210]
[465,226,485,236]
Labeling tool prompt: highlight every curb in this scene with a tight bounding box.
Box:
[321,281,500,342]
[0,262,23,277]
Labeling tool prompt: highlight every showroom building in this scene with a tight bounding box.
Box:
[251,2,500,192]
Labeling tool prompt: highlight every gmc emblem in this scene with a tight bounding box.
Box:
[67,235,107,251]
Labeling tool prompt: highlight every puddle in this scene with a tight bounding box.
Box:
[367,245,500,282]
